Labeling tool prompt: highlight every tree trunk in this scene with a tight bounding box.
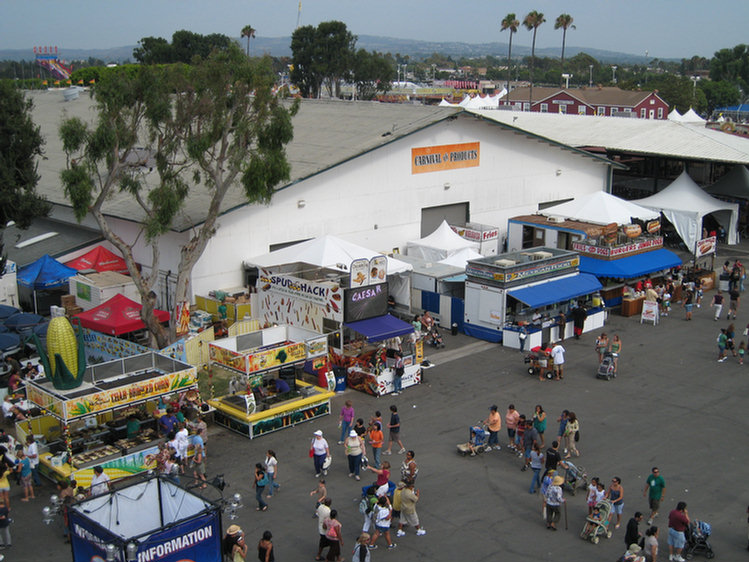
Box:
[560,29,567,87]
[507,33,513,94]
[529,30,537,108]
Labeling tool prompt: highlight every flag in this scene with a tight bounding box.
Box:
[77,79,84,85]
[54,80,60,86]
[42,80,48,86]
[89,79,95,84]
[66,79,71,84]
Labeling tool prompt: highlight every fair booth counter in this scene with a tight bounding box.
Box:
[463,248,605,347]
[206,325,335,439]
[22,352,199,488]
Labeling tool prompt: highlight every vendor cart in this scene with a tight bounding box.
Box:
[524,347,554,380]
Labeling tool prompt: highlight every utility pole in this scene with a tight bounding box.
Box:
[589,65,593,87]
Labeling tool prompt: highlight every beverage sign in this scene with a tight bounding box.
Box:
[344,282,388,323]
[411,142,480,174]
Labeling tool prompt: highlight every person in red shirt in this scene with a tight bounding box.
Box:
[667,501,690,562]
[505,404,520,451]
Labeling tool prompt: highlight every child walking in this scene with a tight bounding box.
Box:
[740,341,746,365]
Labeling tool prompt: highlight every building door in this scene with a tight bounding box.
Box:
[420,202,469,237]
[557,231,569,249]
[649,109,655,119]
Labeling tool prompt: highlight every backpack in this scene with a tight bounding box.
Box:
[358,497,369,514]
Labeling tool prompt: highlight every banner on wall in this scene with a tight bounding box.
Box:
[411,142,480,174]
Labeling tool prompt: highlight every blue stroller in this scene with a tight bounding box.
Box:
[457,425,488,456]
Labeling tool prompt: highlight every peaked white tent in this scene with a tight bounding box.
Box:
[668,108,684,122]
[247,234,412,275]
[543,191,659,225]
[407,220,480,261]
[681,108,706,123]
[438,246,484,268]
[635,171,739,251]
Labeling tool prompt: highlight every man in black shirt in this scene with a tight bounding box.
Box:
[624,511,643,548]
[544,440,562,476]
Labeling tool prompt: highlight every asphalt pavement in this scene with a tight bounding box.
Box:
[12,244,749,561]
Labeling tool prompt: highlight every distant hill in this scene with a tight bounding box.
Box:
[0,35,663,64]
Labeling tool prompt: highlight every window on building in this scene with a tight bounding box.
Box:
[514,102,522,110]
[624,108,632,114]
[540,103,548,112]
[578,106,587,115]
[640,108,646,118]
[523,102,530,111]
[597,106,605,116]
[657,107,664,119]
[559,104,567,114]
[650,99,655,104]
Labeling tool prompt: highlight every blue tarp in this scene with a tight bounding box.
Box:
[0,305,19,320]
[579,249,682,279]
[507,273,602,309]
[345,313,414,343]
[17,254,77,289]
[4,313,45,332]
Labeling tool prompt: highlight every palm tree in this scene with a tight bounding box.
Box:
[554,14,576,87]
[500,13,519,95]
[241,25,256,57]
[523,10,546,109]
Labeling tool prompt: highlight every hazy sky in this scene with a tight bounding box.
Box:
[2,0,747,59]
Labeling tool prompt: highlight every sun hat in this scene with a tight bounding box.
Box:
[628,544,642,554]
[349,430,357,437]
[313,430,323,436]
[552,475,565,486]
[227,524,242,535]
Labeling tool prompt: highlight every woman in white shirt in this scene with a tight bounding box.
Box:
[264,450,280,497]
[311,430,330,477]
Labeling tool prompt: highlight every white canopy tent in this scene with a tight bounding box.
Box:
[407,220,480,261]
[246,234,413,305]
[681,108,706,124]
[438,246,484,268]
[543,191,660,225]
[667,108,684,122]
[635,171,739,251]
[440,90,507,109]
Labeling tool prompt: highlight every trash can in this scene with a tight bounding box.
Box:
[719,273,730,292]
[451,322,458,336]
[333,366,348,393]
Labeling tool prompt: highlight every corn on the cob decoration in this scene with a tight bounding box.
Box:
[32,316,86,390]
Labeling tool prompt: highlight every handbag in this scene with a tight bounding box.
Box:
[574,430,580,442]
[257,474,269,487]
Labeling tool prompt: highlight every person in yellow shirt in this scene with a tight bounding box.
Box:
[484,405,502,451]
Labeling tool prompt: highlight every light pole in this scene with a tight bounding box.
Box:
[589,65,593,87]
[612,65,618,84]
[690,75,700,103]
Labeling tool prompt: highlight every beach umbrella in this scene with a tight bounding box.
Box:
[0,333,21,355]
[5,313,45,335]
[0,305,19,320]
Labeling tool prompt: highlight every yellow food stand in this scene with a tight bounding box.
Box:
[207,325,335,439]
[21,351,198,488]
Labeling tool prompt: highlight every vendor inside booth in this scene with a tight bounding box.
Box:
[22,351,199,488]
[463,248,605,348]
[207,325,335,439]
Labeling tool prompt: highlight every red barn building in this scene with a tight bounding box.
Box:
[501,86,669,119]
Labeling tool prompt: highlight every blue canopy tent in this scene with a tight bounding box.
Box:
[17,254,77,313]
[0,305,19,321]
[4,313,46,337]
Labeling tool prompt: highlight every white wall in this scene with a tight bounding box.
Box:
[188,114,609,298]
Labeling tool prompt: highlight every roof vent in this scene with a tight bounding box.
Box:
[547,216,565,223]
[493,259,516,267]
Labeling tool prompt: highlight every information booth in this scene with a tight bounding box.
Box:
[207,325,335,439]
[463,248,605,347]
[22,352,199,488]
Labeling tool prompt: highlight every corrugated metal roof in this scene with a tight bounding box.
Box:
[30,90,460,231]
[504,86,653,107]
[469,109,749,165]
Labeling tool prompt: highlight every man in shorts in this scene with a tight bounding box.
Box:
[397,479,426,537]
[643,466,666,525]
[668,501,690,562]
[384,405,405,455]
[550,341,566,380]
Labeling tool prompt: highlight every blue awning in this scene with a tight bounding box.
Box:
[579,249,682,279]
[344,314,414,343]
[507,273,602,309]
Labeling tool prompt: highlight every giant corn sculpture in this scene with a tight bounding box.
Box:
[33,316,86,390]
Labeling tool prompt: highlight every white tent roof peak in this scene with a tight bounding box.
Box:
[437,246,484,268]
[668,108,684,122]
[681,108,706,123]
[247,234,412,275]
[543,191,659,225]
[407,220,479,261]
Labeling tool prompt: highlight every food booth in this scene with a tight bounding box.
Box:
[207,325,335,439]
[21,351,199,488]
[463,248,605,347]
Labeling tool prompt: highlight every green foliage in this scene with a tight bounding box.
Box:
[709,44,749,92]
[0,80,51,229]
[60,166,94,222]
[699,80,740,114]
[291,20,357,98]
[133,30,233,65]
[353,49,395,100]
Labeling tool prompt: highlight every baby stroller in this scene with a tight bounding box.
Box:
[580,499,613,544]
[426,327,445,348]
[457,425,488,456]
[684,520,715,559]
[561,460,588,495]
[596,351,617,380]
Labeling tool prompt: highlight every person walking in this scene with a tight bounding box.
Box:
[625,511,643,548]
[717,328,728,362]
[368,422,384,469]
[544,440,562,477]
[311,430,330,477]
[595,333,609,363]
[643,466,666,525]
[544,474,565,530]
[563,412,579,458]
[338,400,355,444]
[711,290,724,321]
[397,479,426,537]
[528,442,544,494]
[643,526,659,562]
[683,289,694,321]
[257,530,274,562]
[392,352,404,395]
[352,533,371,562]
[384,405,405,455]
[368,496,396,550]
[729,287,741,319]
[521,419,539,471]
[609,334,623,375]
[23,435,41,486]
[506,404,520,451]
[345,430,364,481]
[551,341,566,380]
[323,509,344,562]
[0,498,10,550]
[533,405,547,447]
[484,405,502,451]
[556,410,569,455]
[667,502,690,562]
[572,301,587,339]
[315,498,332,561]
[254,463,269,512]
[607,477,624,529]
[264,450,280,497]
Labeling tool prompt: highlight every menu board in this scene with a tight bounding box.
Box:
[344,282,388,323]
[369,256,387,285]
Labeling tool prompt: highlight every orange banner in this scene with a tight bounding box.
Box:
[411,142,480,174]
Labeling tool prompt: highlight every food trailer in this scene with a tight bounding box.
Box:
[22,351,199,488]
[463,248,605,347]
[207,325,335,439]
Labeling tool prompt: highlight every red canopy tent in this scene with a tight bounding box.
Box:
[74,294,169,336]
[66,245,129,273]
